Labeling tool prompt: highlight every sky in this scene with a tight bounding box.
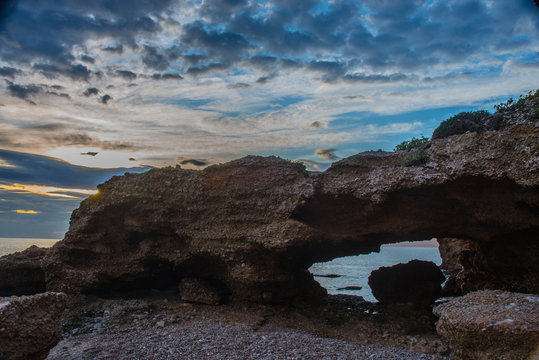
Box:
[0,0,538,238]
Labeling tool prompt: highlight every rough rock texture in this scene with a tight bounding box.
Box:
[434,290,539,360]
[0,292,66,360]
[0,246,48,296]
[41,98,539,303]
[437,238,469,271]
[368,260,445,305]
[179,277,225,305]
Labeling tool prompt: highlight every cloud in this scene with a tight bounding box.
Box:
[83,87,99,97]
[5,81,41,104]
[179,158,209,167]
[12,209,40,214]
[315,148,339,160]
[81,152,98,156]
[141,45,170,70]
[294,159,330,171]
[80,55,95,63]
[100,94,112,104]
[227,82,251,89]
[33,63,91,81]
[308,121,325,129]
[0,66,22,79]
[151,73,183,80]
[1,183,97,199]
[115,70,137,81]
[103,44,124,54]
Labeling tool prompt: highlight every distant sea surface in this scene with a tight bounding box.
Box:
[1,238,441,303]
[309,241,442,302]
[0,238,61,256]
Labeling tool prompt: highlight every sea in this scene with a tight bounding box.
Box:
[0,238,441,303]
[309,240,442,302]
[0,238,61,257]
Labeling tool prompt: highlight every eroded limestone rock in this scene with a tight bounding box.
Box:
[0,292,66,360]
[434,290,539,360]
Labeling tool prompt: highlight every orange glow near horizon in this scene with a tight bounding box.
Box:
[0,183,98,198]
[13,209,39,214]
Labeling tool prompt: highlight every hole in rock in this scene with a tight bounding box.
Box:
[309,239,442,302]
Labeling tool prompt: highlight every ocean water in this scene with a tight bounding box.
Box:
[309,242,442,302]
[0,238,61,256]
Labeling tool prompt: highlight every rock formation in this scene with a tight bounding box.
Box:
[32,95,538,303]
[368,260,445,306]
[0,246,47,296]
[434,290,539,360]
[0,292,66,360]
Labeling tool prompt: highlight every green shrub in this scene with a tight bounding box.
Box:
[394,136,429,151]
[432,110,490,140]
[404,149,430,167]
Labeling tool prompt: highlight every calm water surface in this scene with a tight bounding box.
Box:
[0,238,61,256]
[309,243,442,302]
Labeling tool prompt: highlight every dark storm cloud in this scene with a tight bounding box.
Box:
[141,45,169,70]
[4,81,72,103]
[33,63,91,81]
[115,70,137,80]
[151,73,183,80]
[0,0,537,84]
[83,87,99,97]
[181,21,252,61]
[256,73,277,84]
[5,81,41,104]
[80,151,98,156]
[46,133,137,150]
[100,94,112,104]
[182,54,207,66]
[0,66,22,79]
[0,1,169,66]
[80,55,95,64]
[186,62,229,76]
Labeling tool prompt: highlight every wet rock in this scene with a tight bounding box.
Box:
[179,278,225,305]
[0,292,66,360]
[0,246,48,296]
[434,290,539,360]
[368,260,445,305]
[41,98,539,303]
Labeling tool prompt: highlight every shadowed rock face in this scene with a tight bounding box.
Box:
[40,110,538,303]
[368,260,445,306]
[0,246,47,296]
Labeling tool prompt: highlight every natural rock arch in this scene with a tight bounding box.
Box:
[40,118,538,303]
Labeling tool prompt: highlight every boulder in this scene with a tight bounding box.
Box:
[368,260,445,305]
[0,246,48,296]
[0,292,67,360]
[434,290,539,360]
[41,97,539,303]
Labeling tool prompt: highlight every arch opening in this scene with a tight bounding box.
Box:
[309,239,442,303]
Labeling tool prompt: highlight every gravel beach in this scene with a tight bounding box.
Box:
[46,295,449,360]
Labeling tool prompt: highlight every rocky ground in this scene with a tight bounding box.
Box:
[47,294,449,360]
